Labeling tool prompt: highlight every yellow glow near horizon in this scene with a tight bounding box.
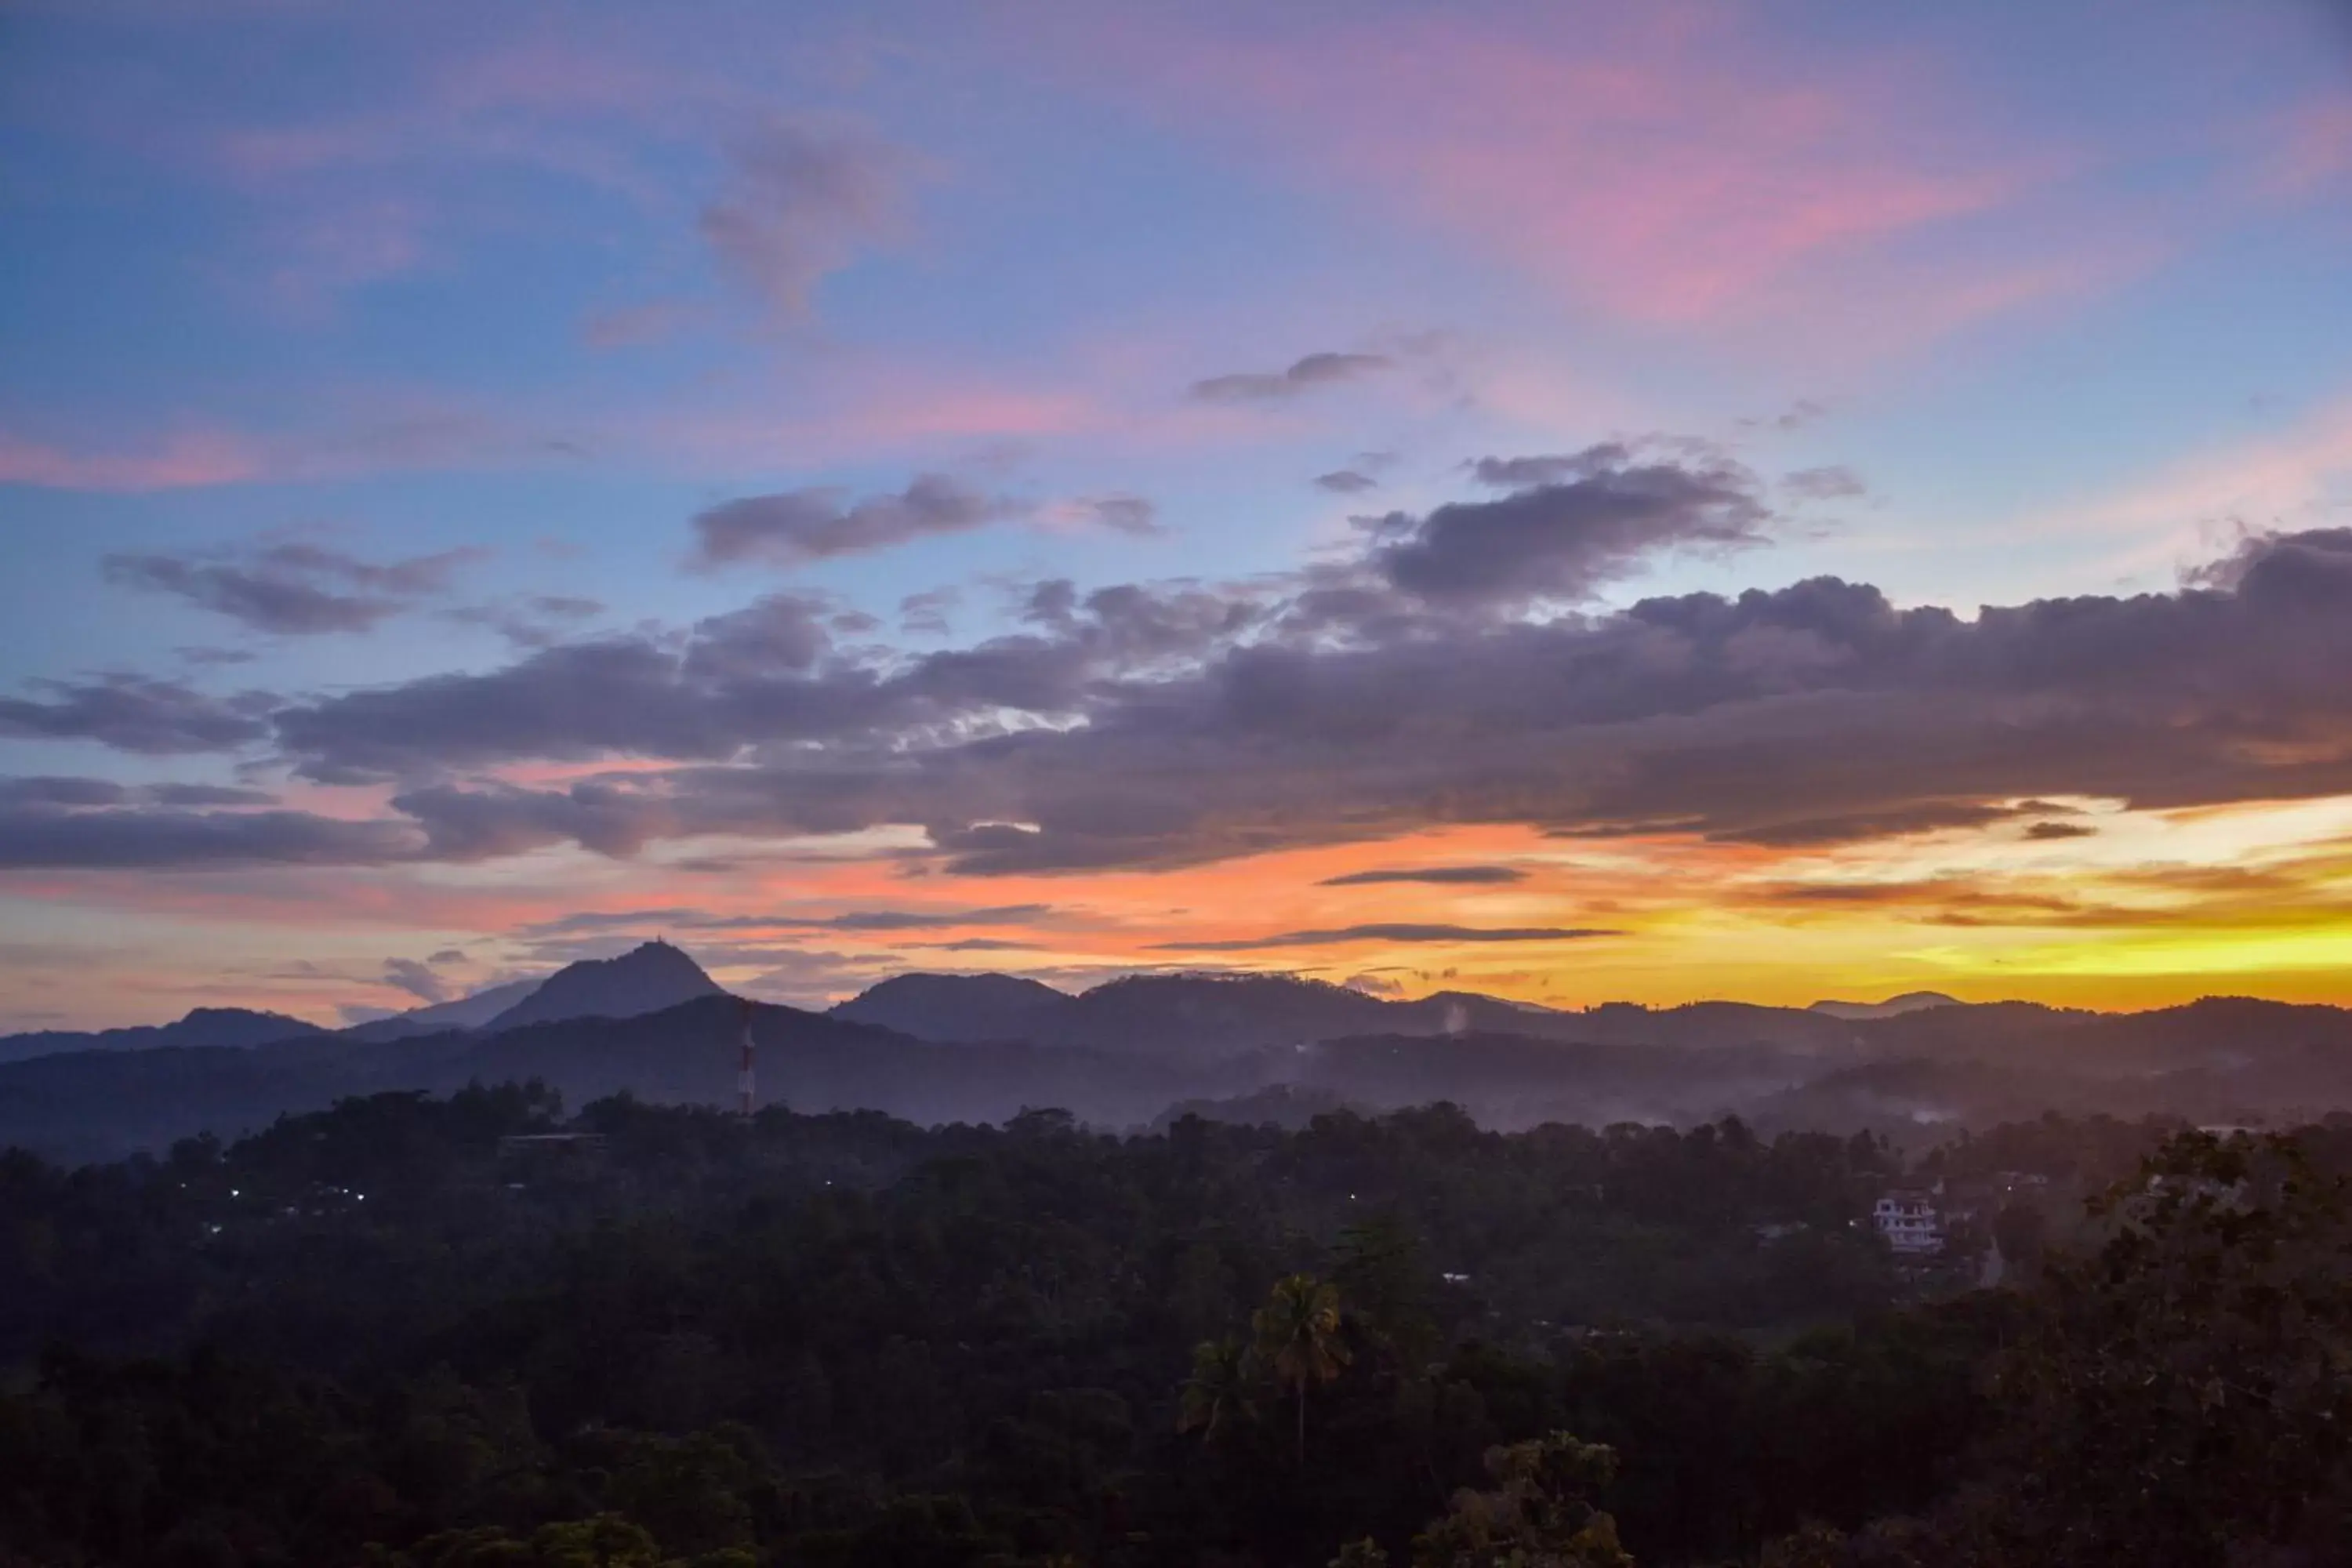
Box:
[12,789,2352,1029]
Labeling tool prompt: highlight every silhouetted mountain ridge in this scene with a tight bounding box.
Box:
[1809,991,1963,1020]
[343,978,546,1042]
[10,982,2352,1164]
[485,939,724,1031]
[0,1007,325,1067]
[827,971,1873,1056]
[829,972,1070,1042]
[829,970,1587,1058]
[9,949,2352,1163]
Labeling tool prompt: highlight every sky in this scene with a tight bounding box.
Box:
[2,0,2351,1029]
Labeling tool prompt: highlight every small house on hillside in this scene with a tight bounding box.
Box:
[1872,1189,1944,1255]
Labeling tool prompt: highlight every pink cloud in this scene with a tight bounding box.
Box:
[2021,394,2352,572]
[2263,100,2352,198]
[652,390,1099,466]
[0,388,546,492]
[1022,6,2098,343]
[255,198,431,314]
[0,429,264,492]
[0,358,1119,492]
[192,34,728,321]
[581,299,696,350]
[212,33,720,185]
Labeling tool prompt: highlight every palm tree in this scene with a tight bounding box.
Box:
[1177,1335,1255,1443]
[1254,1272,1350,1463]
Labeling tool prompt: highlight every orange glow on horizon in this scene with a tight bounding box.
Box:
[9,792,2352,1030]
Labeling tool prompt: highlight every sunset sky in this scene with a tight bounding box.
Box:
[3,0,2351,1029]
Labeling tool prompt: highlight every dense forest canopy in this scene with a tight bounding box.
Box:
[7,1087,2352,1565]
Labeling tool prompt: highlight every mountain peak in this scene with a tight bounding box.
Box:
[485,940,725,1033]
[177,1005,311,1029]
[831,971,1071,1043]
[1808,991,1963,1021]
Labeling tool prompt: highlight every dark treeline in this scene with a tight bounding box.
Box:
[2,1091,2348,1566]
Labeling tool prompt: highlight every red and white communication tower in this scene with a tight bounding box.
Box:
[736,996,757,1118]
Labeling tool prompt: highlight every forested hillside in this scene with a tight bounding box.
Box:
[6,1091,2348,1564]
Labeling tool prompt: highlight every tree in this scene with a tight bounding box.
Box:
[1334,1214,1437,1366]
[1411,1433,1634,1568]
[1930,1131,2352,1564]
[1990,1202,2045,1285]
[1178,1335,1256,1444]
[1254,1273,1352,1464]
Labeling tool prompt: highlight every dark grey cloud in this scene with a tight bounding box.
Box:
[383,957,449,1004]
[1467,446,1633,488]
[243,511,2352,878]
[1154,924,1618,951]
[1367,447,1769,604]
[26,483,2352,884]
[448,594,606,649]
[147,782,276,807]
[0,777,274,809]
[701,118,911,318]
[1319,865,1529,886]
[103,543,486,635]
[827,905,1049,931]
[1316,470,1380,494]
[1783,466,1867,502]
[1056,494,1160,536]
[692,479,1160,572]
[2187,525,2352,593]
[2024,820,2099,840]
[275,593,861,781]
[273,573,1258,784]
[0,804,414,869]
[899,587,961,637]
[0,776,132,808]
[1191,351,1391,403]
[514,904,1051,938]
[1710,802,2021,848]
[887,527,2352,873]
[691,474,1018,571]
[390,780,676,860]
[0,676,272,753]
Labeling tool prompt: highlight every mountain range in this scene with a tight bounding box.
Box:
[0,941,728,1065]
[0,1006,328,1066]
[5,939,2352,1162]
[5,946,1906,1069]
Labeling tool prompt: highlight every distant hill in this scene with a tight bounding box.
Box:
[485,940,724,1032]
[834,971,1865,1058]
[0,996,1207,1163]
[835,971,1495,1059]
[0,1006,324,1068]
[1031,971,1395,1057]
[16,938,2352,1163]
[13,986,2352,1163]
[343,978,546,1042]
[830,972,1071,1042]
[1809,992,1964,1021]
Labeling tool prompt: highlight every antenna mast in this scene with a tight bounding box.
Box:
[736,996,757,1118]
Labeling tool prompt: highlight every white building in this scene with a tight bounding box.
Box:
[1872,1190,1944,1255]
